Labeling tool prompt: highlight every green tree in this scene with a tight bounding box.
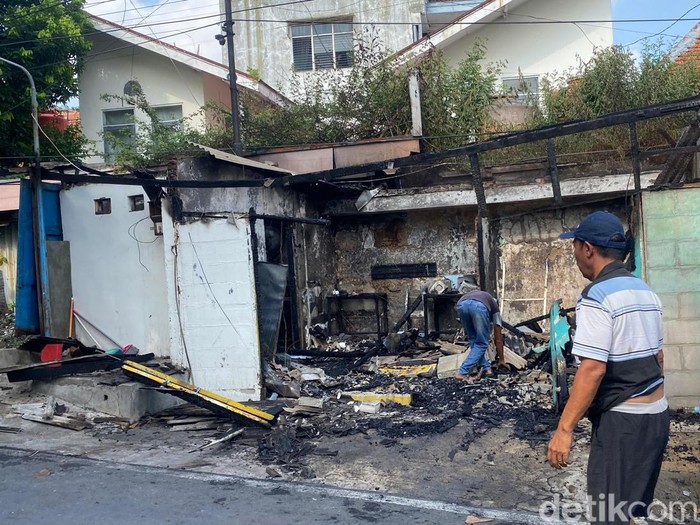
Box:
[0,0,92,166]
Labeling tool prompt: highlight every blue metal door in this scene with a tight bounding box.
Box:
[15,180,62,334]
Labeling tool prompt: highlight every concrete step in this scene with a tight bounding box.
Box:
[31,373,184,422]
[0,348,34,369]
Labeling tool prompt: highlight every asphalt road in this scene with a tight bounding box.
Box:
[0,447,541,525]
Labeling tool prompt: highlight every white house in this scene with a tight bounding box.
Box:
[79,14,287,165]
[57,150,299,401]
[227,0,612,98]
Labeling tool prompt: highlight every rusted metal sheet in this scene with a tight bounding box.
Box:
[249,148,334,174]
[333,138,420,169]
[189,143,294,175]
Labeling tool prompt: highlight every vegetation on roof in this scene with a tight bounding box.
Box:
[58,32,700,170]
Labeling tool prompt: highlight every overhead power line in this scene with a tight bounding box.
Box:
[3,15,699,50]
[0,0,314,48]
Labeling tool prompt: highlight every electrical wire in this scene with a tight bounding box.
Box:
[127,215,159,272]
[172,227,195,381]
[122,0,203,107]
[624,1,700,48]
[5,15,700,49]
[0,0,315,49]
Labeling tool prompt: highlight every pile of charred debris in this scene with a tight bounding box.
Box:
[0,308,565,479]
[3,313,699,482]
[249,322,561,478]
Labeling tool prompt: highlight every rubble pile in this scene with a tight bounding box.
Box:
[249,332,561,478]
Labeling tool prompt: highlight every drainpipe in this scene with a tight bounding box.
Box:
[0,56,51,335]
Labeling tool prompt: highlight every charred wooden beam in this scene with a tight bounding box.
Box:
[546,140,562,204]
[392,292,425,332]
[470,154,488,217]
[629,122,642,191]
[276,95,700,187]
[42,172,267,188]
[653,112,700,187]
[640,144,700,158]
[248,213,330,226]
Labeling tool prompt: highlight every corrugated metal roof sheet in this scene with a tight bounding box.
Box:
[189,143,295,176]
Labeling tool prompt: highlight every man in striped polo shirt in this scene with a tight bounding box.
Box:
[547,211,669,524]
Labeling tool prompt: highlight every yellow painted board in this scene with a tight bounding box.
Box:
[122,361,274,425]
[341,391,412,406]
[378,364,436,377]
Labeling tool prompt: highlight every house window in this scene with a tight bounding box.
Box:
[291,20,353,72]
[103,109,135,164]
[129,194,145,212]
[94,198,111,215]
[154,104,183,130]
[502,76,539,103]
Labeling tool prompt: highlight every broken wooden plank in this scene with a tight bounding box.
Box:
[437,352,469,379]
[169,421,221,432]
[392,293,425,332]
[339,392,412,406]
[122,360,275,427]
[283,405,323,416]
[189,428,245,453]
[438,341,469,355]
[297,397,324,409]
[378,363,436,377]
[2,353,154,382]
[503,347,527,370]
[21,413,93,431]
[165,416,218,426]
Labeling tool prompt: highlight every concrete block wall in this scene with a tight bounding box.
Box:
[643,187,700,409]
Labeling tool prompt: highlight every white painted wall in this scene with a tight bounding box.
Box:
[163,214,262,400]
[80,31,209,164]
[229,0,611,98]
[440,0,612,82]
[229,0,425,95]
[60,184,170,355]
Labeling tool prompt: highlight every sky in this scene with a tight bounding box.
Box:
[612,0,700,52]
[85,0,224,61]
[83,0,700,66]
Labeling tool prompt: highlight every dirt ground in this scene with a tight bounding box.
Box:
[1,309,698,523]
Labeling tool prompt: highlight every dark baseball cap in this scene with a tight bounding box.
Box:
[559,211,628,249]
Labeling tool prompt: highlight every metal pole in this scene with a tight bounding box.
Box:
[222,0,243,156]
[0,56,51,335]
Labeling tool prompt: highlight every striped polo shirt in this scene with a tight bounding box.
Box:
[572,261,664,415]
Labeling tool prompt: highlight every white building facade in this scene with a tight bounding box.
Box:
[79,14,285,165]
[227,0,612,99]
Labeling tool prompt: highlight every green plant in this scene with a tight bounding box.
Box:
[40,121,95,162]
[419,42,503,151]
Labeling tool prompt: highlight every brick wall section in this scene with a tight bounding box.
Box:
[643,187,700,409]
